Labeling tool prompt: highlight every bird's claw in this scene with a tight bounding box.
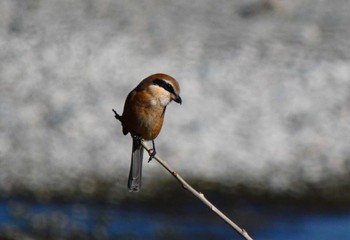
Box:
[148,149,156,162]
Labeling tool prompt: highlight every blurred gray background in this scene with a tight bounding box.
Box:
[1,0,350,201]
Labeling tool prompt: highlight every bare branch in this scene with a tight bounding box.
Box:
[141,141,254,240]
[112,109,253,239]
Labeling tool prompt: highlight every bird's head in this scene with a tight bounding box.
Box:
[145,73,182,106]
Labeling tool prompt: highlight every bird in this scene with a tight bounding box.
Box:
[120,73,182,192]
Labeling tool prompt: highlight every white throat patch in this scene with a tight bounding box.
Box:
[149,85,171,106]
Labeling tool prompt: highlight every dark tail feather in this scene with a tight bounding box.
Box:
[128,137,143,192]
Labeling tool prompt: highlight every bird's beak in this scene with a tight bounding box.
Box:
[174,95,182,104]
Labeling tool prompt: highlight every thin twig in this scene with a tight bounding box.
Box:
[141,141,253,240]
[112,109,253,239]
[112,109,122,122]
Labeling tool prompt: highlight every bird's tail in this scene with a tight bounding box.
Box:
[128,137,143,192]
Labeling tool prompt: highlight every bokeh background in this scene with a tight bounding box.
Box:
[1,0,350,239]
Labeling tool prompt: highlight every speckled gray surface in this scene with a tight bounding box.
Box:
[1,0,350,196]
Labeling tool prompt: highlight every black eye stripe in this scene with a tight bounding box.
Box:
[153,79,175,94]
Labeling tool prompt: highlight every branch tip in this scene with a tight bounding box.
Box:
[112,108,123,122]
[134,137,253,240]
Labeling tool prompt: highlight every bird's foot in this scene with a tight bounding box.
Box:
[148,140,157,162]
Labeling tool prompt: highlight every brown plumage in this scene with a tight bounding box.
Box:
[121,73,181,192]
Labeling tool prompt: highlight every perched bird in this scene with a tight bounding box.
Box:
[120,73,182,192]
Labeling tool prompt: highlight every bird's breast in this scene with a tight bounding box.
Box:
[137,104,165,140]
[122,90,167,140]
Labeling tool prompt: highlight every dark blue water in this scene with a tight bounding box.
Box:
[0,198,349,239]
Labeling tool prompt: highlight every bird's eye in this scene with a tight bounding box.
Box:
[166,83,172,91]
